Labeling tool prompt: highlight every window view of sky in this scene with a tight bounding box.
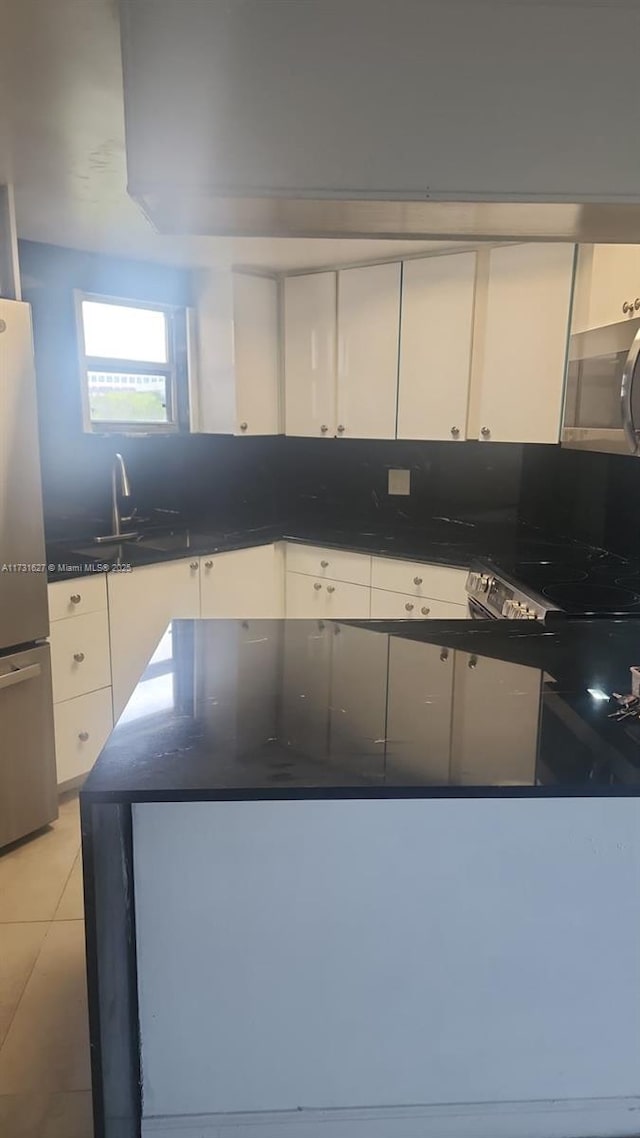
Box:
[82,300,168,363]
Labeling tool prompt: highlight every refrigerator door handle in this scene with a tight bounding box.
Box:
[620,326,640,455]
[0,662,42,691]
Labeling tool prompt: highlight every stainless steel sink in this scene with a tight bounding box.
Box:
[71,542,132,560]
[134,533,191,552]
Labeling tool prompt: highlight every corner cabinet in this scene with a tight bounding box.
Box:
[397,251,476,441]
[200,544,284,619]
[469,243,575,444]
[191,270,279,436]
[572,244,640,333]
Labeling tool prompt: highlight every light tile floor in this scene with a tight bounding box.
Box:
[0,794,93,1136]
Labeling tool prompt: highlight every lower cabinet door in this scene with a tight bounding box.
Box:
[54,687,113,784]
[200,544,284,618]
[370,589,467,620]
[285,572,371,618]
[385,638,454,784]
[108,559,201,720]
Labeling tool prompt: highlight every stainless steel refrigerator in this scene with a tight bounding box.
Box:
[0,298,57,848]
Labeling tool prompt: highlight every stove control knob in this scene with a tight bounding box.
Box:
[469,572,493,594]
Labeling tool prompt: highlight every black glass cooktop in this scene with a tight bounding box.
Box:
[488,550,640,617]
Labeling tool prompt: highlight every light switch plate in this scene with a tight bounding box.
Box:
[388,468,411,496]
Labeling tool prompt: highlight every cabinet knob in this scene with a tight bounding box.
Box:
[78,731,89,742]
[405,602,414,612]
[440,648,449,661]
[239,422,248,431]
[70,594,81,605]
[320,424,329,434]
[320,560,329,568]
[468,655,478,670]
[337,424,346,434]
[623,300,635,314]
[190,561,198,570]
[73,652,85,663]
[480,426,491,438]
[451,426,460,437]
[204,560,213,569]
[413,576,423,586]
[0,319,6,334]
[313,582,322,591]
[327,585,336,593]
[421,606,431,616]
[635,299,640,312]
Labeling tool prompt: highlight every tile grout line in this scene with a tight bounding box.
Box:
[52,848,82,922]
[0,919,53,1060]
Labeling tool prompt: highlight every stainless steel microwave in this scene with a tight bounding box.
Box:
[562,316,640,456]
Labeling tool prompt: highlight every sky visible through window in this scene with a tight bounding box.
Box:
[81,299,172,424]
[82,300,168,363]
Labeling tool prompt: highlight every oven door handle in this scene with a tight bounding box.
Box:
[620,326,640,455]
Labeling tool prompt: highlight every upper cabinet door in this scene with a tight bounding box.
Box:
[573,245,640,333]
[233,274,280,436]
[284,272,336,438]
[336,262,401,439]
[472,243,575,444]
[397,252,476,441]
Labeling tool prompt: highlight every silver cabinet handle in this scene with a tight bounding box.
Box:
[337,424,345,434]
[451,426,460,437]
[623,300,635,314]
[320,424,328,434]
[204,560,213,569]
[0,319,6,334]
[78,731,90,742]
[635,299,640,312]
[480,426,491,438]
[421,606,431,616]
[468,655,478,669]
[70,594,81,605]
[313,582,322,591]
[327,585,336,593]
[0,662,41,691]
[405,602,414,612]
[239,422,248,431]
[320,560,329,568]
[190,561,198,570]
[440,648,449,661]
[413,576,423,586]
[73,652,85,663]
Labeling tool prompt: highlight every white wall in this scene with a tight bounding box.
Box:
[122,0,640,205]
[133,797,640,1136]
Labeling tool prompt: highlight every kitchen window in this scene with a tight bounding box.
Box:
[76,292,190,433]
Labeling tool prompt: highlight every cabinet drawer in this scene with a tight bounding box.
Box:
[48,575,107,621]
[50,609,111,703]
[371,557,468,604]
[370,589,468,620]
[286,572,371,619]
[285,544,371,586]
[54,687,113,785]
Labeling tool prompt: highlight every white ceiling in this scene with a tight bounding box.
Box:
[1,0,467,272]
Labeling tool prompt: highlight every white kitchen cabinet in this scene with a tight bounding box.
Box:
[200,544,284,618]
[49,609,111,704]
[48,575,107,622]
[450,652,542,785]
[192,270,279,435]
[53,687,113,785]
[385,639,454,784]
[284,271,336,438]
[285,543,371,586]
[285,572,370,619]
[108,558,201,720]
[328,624,388,772]
[470,243,575,444]
[233,274,280,435]
[371,557,468,605]
[336,262,401,439]
[370,589,467,620]
[572,244,640,333]
[281,619,332,761]
[397,252,476,441]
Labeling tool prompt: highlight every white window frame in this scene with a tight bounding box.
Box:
[75,291,185,434]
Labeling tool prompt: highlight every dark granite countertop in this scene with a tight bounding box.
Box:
[47,517,628,583]
[81,617,640,803]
